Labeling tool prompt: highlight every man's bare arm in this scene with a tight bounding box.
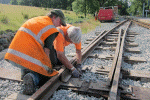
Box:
[76,49,82,64]
[56,51,75,70]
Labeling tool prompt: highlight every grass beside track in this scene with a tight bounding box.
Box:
[0,4,100,34]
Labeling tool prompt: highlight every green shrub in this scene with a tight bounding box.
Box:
[0,31,5,35]
[44,8,47,10]
[1,15,8,24]
[78,15,84,18]
[6,29,14,33]
[66,6,72,11]
[24,14,29,19]
[22,13,29,19]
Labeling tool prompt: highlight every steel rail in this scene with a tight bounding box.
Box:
[108,21,132,100]
[106,28,122,86]
[132,19,150,29]
[81,20,127,63]
[28,20,128,100]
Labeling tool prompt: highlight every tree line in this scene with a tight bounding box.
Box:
[10,0,130,16]
[10,0,74,10]
[128,0,150,16]
[1,0,11,4]
[6,0,150,17]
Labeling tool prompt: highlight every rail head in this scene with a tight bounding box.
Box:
[108,21,132,100]
[132,19,150,29]
[107,28,122,86]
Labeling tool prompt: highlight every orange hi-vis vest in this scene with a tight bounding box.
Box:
[5,16,59,77]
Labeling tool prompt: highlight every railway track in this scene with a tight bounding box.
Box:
[132,18,150,29]
[3,19,150,100]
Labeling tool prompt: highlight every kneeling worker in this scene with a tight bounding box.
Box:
[4,9,66,95]
[53,24,82,78]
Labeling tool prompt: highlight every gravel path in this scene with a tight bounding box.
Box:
[1,18,150,100]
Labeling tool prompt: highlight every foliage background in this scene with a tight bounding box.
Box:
[1,0,150,17]
[8,0,130,15]
[127,0,150,16]
[0,4,99,34]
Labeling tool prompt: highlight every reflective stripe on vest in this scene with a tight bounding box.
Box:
[19,25,56,47]
[7,48,53,73]
[56,27,64,37]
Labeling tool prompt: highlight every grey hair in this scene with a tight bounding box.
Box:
[67,26,82,43]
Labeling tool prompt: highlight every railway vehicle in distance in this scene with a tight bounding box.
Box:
[98,6,118,22]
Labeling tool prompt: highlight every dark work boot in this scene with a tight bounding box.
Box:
[22,73,39,95]
[21,69,31,80]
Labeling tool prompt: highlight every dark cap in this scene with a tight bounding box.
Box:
[51,9,66,26]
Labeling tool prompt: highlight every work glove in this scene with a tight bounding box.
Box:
[72,68,82,78]
[75,64,82,73]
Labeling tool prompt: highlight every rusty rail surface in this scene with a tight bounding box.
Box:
[132,19,150,29]
[108,21,132,100]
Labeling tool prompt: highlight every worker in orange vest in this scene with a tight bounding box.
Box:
[4,9,66,95]
[95,12,98,21]
[53,24,82,78]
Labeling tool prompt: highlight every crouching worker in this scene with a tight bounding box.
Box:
[4,9,66,95]
[53,24,82,78]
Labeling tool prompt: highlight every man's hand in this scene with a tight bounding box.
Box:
[75,64,82,73]
[72,68,81,78]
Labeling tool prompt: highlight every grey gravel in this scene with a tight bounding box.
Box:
[51,89,105,100]
[122,24,150,71]
[0,79,23,99]
[122,79,150,88]
[121,22,150,88]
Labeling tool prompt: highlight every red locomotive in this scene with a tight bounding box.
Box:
[98,6,118,22]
